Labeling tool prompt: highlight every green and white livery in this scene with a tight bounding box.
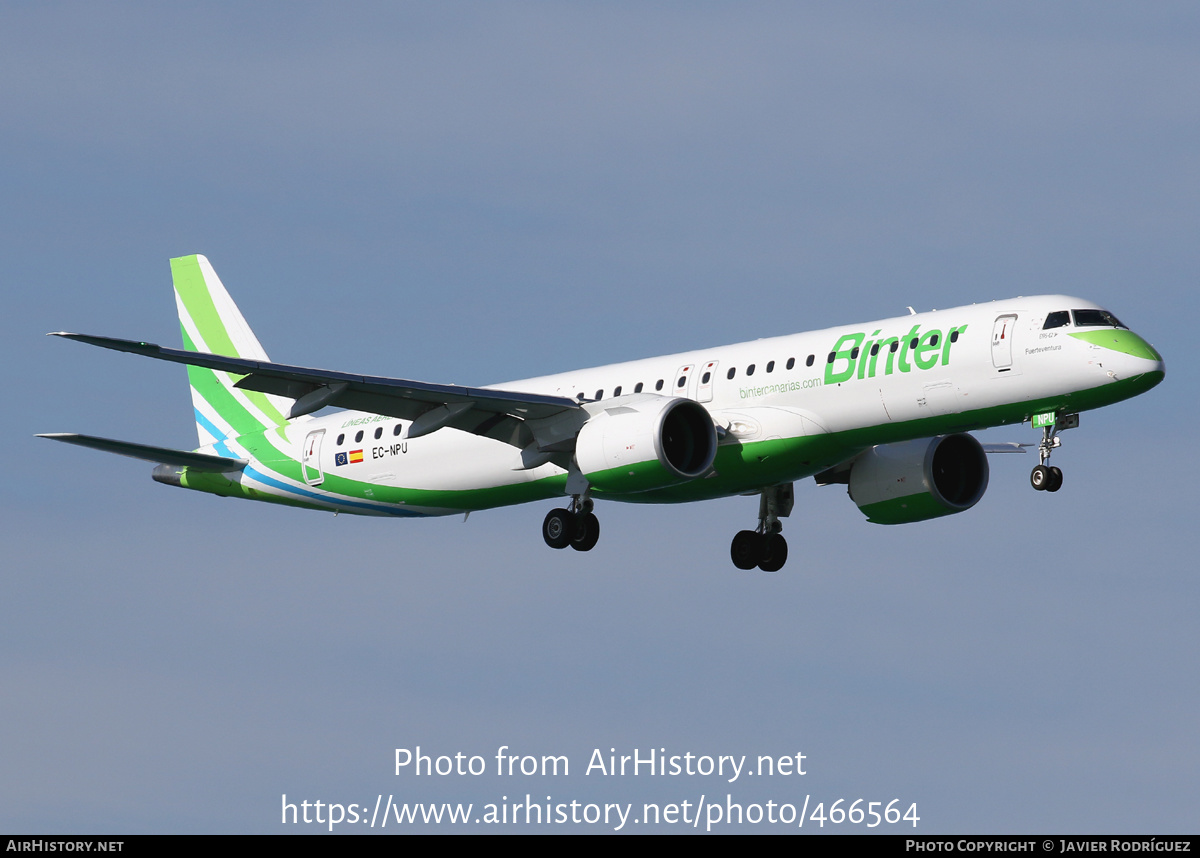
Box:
[42,255,1165,571]
[170,254,295,446]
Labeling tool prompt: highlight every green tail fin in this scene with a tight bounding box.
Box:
[170,255,293,445]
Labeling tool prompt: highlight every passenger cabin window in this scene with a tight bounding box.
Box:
[355,430,364,443]
[701,372,711,383]
[655,379,664,391]
[766,361,775,373]
[336,434,345,446]
[634,382,643,393]
[676,376,686,389]
[613,385,622,396]
[950,330,960,343]
[746,364,755,376]
[1043,311,1071,330]
[806,355,815,366]
[787,357,796,370]
[727,367,736,380]
[1073,309,1124,328]
[374,427,383,439]
[393,424,403,436]
[595,389,603,400]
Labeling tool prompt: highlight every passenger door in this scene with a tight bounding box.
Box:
[301,429,325,486]
[991,314,1017,371]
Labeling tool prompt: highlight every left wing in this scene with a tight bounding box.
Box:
[50,332,581,447]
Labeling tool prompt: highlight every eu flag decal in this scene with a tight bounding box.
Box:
[335,452,348,467]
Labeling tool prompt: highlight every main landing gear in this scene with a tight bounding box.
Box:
[1030,413,1078,493]
[542,496,600,552]
[731,483,793,572]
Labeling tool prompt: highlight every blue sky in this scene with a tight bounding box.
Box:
[2,2,1197,833]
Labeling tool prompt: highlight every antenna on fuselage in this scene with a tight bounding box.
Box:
[906,306,916,315]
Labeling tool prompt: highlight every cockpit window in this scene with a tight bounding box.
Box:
[1072,309,1124,328]
[1043,311,1071,330]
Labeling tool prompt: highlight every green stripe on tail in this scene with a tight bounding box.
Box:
[170,255,293,444]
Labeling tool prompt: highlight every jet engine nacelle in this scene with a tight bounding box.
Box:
[848,433,989,524]
[575,395,717,494]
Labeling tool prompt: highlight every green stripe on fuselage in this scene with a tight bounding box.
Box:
[623,370,1164,504]
[172,370,1165,513]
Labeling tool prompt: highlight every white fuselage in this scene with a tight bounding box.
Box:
[218,295,1161,516]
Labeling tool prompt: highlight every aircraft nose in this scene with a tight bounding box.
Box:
[1071,327,1164,392]
[1108,330,1165,391]
[1126,330,1165,380]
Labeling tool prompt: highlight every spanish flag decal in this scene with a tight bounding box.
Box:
[349,449,364,464]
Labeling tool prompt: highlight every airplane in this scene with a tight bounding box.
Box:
[40,255,1165,571]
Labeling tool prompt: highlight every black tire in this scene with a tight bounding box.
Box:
[1030,465,1049,491]
[758,534,788,572]
[570,512,600,552]
[542,508,574,549]
[731,530,762,570]
[1046,466,1063,493]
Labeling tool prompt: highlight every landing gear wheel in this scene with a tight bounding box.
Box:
[570,512,600,552]
[542,508,575,549]
[1046,466,1063,493]
[758,534,788,572]
[1030,464,1050,491]
[731,530,762,570]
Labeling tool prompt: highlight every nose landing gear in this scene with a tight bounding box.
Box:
[1030,412,1077,493]
[730,483,793,572]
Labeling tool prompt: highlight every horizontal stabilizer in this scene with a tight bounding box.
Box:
[36,433,248,472]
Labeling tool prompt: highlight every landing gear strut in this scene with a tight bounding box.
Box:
[542,495,599,552]
[730,484,793,572]
[1030,413,1077,493]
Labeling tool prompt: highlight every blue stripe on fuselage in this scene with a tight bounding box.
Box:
[192,408,428,517]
